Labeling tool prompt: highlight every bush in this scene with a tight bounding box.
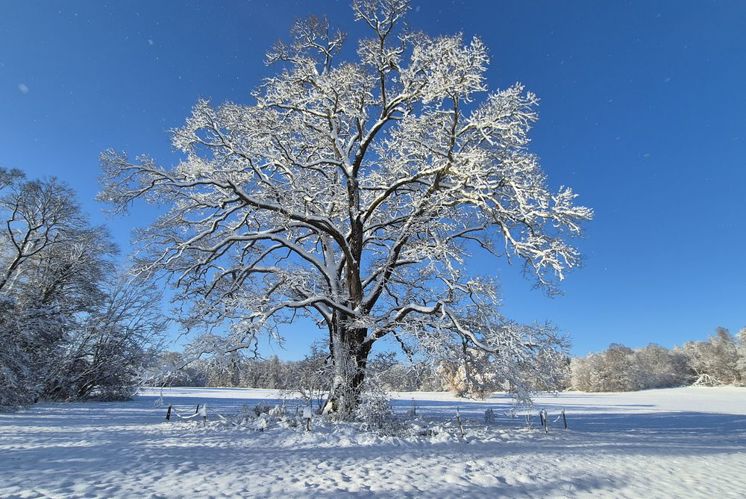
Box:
[354,382,398,434]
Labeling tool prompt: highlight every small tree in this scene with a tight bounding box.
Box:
[100,0,591,416]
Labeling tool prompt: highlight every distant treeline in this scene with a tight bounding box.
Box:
[150,347,446,393]
[570,327,746,391]
[152,327,746,395]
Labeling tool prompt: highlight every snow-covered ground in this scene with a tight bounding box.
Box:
[1,387,745,498]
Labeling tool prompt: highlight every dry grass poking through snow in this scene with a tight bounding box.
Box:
[1,386,745,498]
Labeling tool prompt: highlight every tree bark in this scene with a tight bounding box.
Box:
[323,325,371,418]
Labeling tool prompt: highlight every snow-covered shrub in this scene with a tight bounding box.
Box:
[253,403,273,416]
[253,413,270,432]
[268,405,285,417]
[354,383,398,434]
[294,342,332,412]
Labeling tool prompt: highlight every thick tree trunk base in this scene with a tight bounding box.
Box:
[322,331,371,419]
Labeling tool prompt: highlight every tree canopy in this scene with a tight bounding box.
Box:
[101,0,592,415]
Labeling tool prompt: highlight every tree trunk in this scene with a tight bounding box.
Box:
[323,325,371,419]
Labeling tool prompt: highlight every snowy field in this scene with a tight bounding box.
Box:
[2,387,745,498]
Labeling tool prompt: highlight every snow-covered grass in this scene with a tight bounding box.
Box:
[2,387,745,498]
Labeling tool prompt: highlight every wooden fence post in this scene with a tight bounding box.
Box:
[303,406,312,431]
[199,403,208,425]
[456,407,464,438]
[540,409,548,433]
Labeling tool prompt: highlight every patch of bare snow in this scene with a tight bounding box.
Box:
[1,386,745,498]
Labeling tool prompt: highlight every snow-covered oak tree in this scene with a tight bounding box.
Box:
[100,0,592,416]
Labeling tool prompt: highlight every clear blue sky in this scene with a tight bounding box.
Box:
[1,0,744,359]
